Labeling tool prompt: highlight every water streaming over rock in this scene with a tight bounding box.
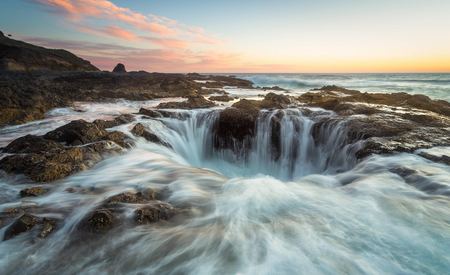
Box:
[0,100,449,274]
[153,109,362,180]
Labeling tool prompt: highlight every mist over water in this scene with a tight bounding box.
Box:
[1,81,450,274]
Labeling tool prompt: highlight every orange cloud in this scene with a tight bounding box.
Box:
[32,0,218,40]
[102,26,137,41]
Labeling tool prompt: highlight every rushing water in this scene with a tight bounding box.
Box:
[0,86,450,274]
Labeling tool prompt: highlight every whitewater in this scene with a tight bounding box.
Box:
[0,77,450,274]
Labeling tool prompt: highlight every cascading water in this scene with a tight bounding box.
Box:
[152,109,362,180]
[0,99,449,275]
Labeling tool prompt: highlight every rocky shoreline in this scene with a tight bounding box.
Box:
[2,77,450,241]
[1,33,450,244]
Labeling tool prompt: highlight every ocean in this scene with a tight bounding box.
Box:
[236,73,450,101]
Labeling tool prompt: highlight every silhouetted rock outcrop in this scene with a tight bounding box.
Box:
[112,63,126,73]
[0,32,99,72]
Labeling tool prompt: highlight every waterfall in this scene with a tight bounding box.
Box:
[155,108,363,180]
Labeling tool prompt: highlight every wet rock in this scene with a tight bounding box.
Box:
[4,214,39,240]
[401,113,448,127]
[131,123,170,147]
[105,131,130,148]
[20,186,49,197]
[213,101,259,153]
[213,95,291,154]
[44,120,109,146]
[112,63,126,73]
[262,86,288,92]
[260,92,291,109]
[390,166,450,195]
[138,108,163,118]
[3,135,64,154]
[0,139,121,182]
[157,95,216,109]
[301,86,450,117]
[209,95,234,102]
[105,189,157,206]
[135,202,177,224]
[418,152,450,166]
[83,209,115,233]
[311,85,361,95]
[39,218,57,238]
[93,114,135,129]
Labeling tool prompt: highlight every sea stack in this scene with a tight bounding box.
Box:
[113,63,126,73]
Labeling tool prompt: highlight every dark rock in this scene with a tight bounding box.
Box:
[209,95,234,102]
[418,152,450,166]
[4,214,39,240]
[0,32,99,72]
[138,108,163,118]
[260,92,291,108]
[262,86,288,92]
[311,85,361,95]
[44,120,108,145]
[3,135,63,154]
[0,139,121,182]
[300,86,450,117]
[105,131,130,148]
[83,209,115,233]
[20,186,49,197]
[135,202,177,224]
[213,100,260,154]
[157,95,215,109]
[93,114,134,129]
[131,123,170,147]
[112,63,126,73]
[39,218,57,238]
[105,190,156,206]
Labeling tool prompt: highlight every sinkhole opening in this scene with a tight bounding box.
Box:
[153,109,363,181]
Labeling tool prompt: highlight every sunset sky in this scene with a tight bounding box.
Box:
[1,0,450,73]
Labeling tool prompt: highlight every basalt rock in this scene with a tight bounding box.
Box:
[44,119,131,148]
[262,86,288,92]
[82,209,116,233]
[260,92,291,109]
[80,190,175,233]
[39,218,57,238]
[44,120,109,145]
[20,186,49,197]
[157,95,216,109]
[308,109,450,159]
[112,63,126,73]
[104,189,157,206]
[93,114,135,129]
[418,152,450,166]
[3,135,64,154]
[301,86,450,117]
[213,94,292,154]
[0,123,124,182]
[131,123,170,147]
[209,95,234,102]
[138,108,163,118]
[135,202,177,225]
[4,214,39,240]
[0,32,99,72]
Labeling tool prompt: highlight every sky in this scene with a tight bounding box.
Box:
[1,0,450,73]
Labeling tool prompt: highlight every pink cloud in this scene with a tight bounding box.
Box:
[33,0,176,36]
[102,26,137,41]
[19,36,246,72]
[28,1,237,72]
